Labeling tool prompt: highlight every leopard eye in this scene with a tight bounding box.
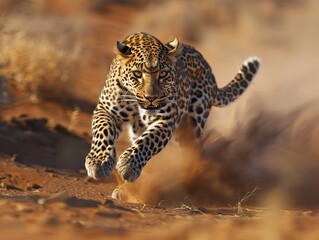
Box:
[132,70,142,78]
[159,70,168,78]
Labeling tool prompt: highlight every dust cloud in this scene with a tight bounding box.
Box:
[125,0,319,209]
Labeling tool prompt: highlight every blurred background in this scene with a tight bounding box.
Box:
[0,0,319,210]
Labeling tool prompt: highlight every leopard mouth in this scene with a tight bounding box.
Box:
[135,94,166,110]
[141,105,160,110]
[138,102,162,110]
[137,100,165,110]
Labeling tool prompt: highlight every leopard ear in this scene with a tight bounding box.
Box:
[166,38,183,62]
[115,41,132,58]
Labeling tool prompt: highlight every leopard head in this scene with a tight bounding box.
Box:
[115,32,183,110]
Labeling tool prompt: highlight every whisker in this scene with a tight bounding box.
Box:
[125,102,138,108]
[118,94,137,103]
[119,95,135,99]
[118,99,137,102]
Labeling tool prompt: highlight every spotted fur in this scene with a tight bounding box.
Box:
[85,32,260,182]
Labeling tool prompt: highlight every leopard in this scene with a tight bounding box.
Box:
[85,32,260,183]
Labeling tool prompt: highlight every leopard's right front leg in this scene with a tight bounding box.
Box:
[85,106,122,180]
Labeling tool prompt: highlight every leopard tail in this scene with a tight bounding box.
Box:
[212,57,260,107]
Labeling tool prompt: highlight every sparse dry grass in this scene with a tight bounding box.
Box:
[67,106,80,131]
[0,4,86,103]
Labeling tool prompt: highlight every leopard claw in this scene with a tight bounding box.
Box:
[116,152,141,182]
[85,155,115,180]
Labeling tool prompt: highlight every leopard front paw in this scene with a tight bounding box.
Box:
[116,149,142,182]
[85,155,115,180]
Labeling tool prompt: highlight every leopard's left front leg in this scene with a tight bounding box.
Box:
[116,117,175,182]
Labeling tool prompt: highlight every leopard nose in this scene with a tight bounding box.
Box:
[144,95,158,102]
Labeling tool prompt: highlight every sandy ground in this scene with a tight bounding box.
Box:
[1,0,319,239]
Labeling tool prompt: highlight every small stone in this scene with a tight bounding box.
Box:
[26,183,42,191]
[0,182,22,191]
